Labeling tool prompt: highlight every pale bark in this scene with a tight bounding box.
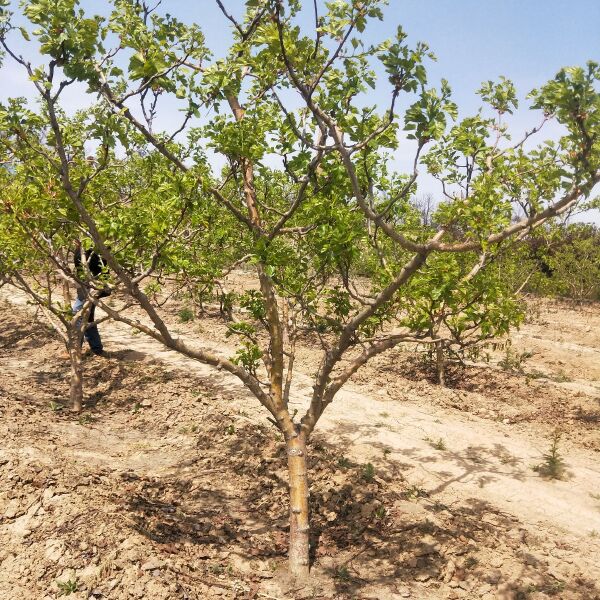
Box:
[61,279,72,306]
[286,434,310,579]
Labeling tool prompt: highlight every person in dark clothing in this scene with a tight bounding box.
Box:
[73,241,111,355]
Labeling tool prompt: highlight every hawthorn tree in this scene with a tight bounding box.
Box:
[526,223,600,301]
[1,0,599,580]
[398,250,526,386]
[0,154,107,411]
[0,105,232,408]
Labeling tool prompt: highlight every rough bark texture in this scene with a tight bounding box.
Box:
[60,279,72,307]
[286,435,310,579]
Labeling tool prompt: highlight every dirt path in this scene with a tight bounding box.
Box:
[2,288,599,555]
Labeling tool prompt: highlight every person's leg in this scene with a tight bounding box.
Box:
[73,296,103,354]
[84,304,103,354]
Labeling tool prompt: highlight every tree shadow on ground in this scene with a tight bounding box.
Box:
[115,418,600,599]
[3,305,599,598]
[117,419,291,565]
[307,424,596,598]
[0,307,53,352]
[324,419,534,492]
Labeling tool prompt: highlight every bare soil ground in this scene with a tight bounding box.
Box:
[1,291,599,600]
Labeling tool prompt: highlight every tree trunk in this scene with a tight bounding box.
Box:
[436,340,446,387]
[69,338,83,412]
[286,434,310,580]
[61,279,72,307]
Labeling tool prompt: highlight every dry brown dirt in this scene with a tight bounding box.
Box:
[1,290,599,600]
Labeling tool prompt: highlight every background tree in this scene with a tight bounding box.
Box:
[398,250,526,386]
[527,223,600,302]
[0,158,103,412]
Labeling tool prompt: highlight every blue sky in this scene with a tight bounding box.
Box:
[193,0,600,220]
[2,0,599,220]
[5,0,598,115]
[190,0,600,113]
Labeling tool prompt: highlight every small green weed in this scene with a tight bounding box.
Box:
[525,370,548,381]
[533,430,565,480]
[49,401,63,412]
[208,563,224,575]
[425,436,446,451]
[545,579,566,595]
[361,463,376,482]
[57,578,78,596]
[404,485,429,501]
[337,456,352,468]
[178,423,199,434]
[499,347,534,372]
[178,307,194,323]
[373,505,386,520]
[523,584,538,596]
